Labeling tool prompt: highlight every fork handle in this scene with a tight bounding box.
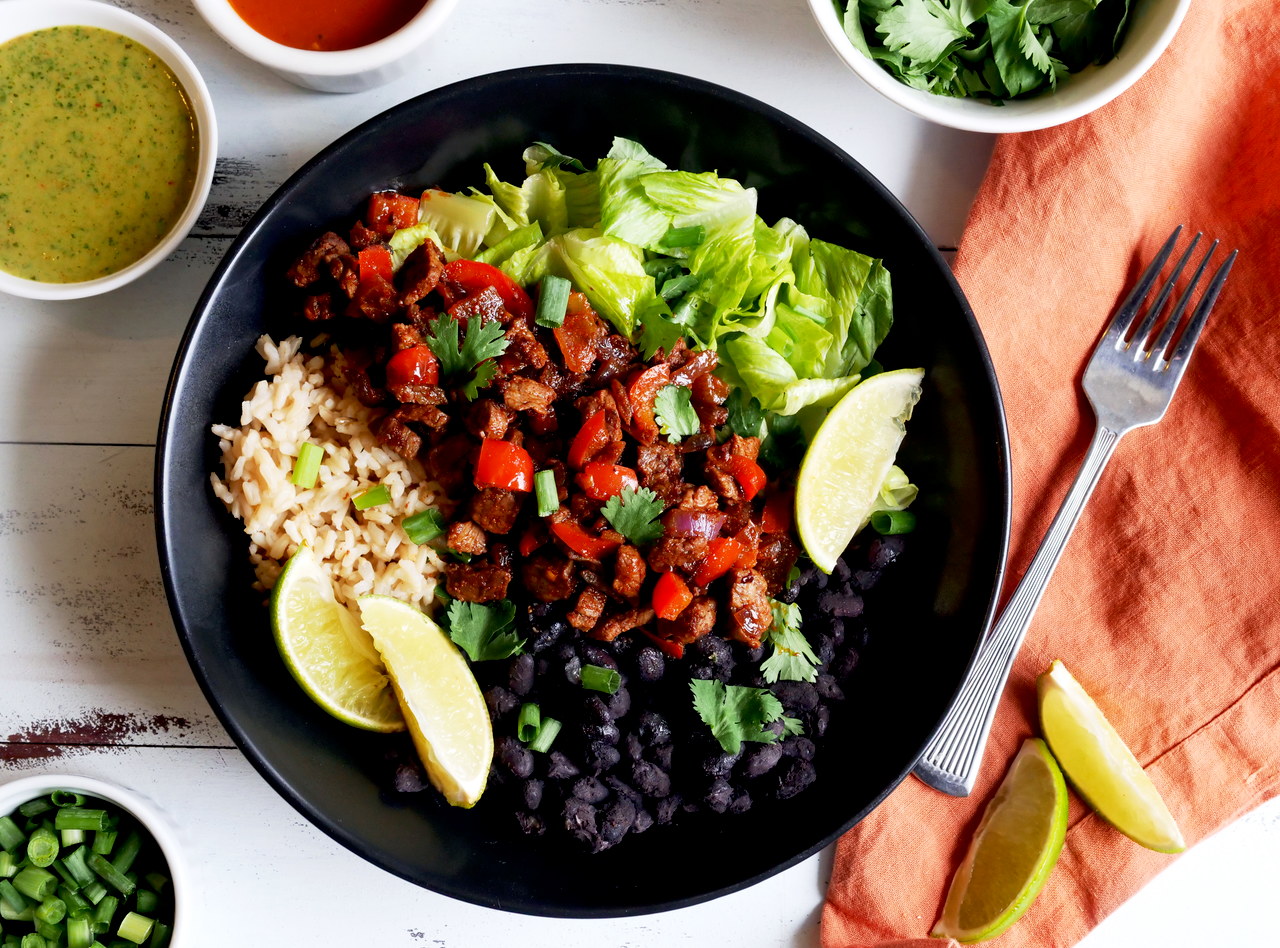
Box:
[913,422,1124,796]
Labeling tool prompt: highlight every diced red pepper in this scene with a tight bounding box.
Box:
[627,362,672,443]
[367,191,420,234]
[439,259,533,321]
[760,488,794,535]
[554,305,605,374]
[519,523,547,557]
[692,536,744,586]
[643,629,685,660]
[474,439,533,492]
[550,520,622,560]
[357,245,394,284]
[568,409,609,470]
[652,572,693,621]
[575,462,638,502]
[384,344,439,388]
[728,455,767,502]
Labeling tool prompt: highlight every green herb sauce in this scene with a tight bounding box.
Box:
[0,26,198,283]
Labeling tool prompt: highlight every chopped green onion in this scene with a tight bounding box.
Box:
[870,509,916,536]
[402,508,445,544]
[49,858,78,889]
[17,801,50,820]
[0,851,18,878]
[141,874,166,894]
[55,810,108,834]
[85,855,133,897]
[61,829,86,847]
[25,829,57,869]
[533,469,557,517]
[133,890,157,915]
[447,549,472,564]
[534,274,571,328]
[147,920,171,948]
[66,916,93,948]
[353,484,391,510]
[57,884,91,917]
[33,924,59,943]
[80,881,106,905]
[108,833,140,876]
[62,848,95,889]
[580,664,621,695]
[527,716,562,754]
[290,442,323,488]
[0,817,24,852]
[34,898,65,926]
[21,932,46,948]
[659,224,705,249]
[50,793,84,809]
[1,880,30,912]
[91,830,117,857]
[92,895,117,931]
[13,868,56,902]
[1,901,35,923]
[517,703,541,743]
[116,912,153,945]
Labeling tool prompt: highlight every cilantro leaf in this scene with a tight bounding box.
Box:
[725,388,765,439]
[424,313,509,399]
[690,679,802,755]
[876,0,971,64]
[653,384,701,443]
[445,599,525,662]
[762,600,819,684]
[601,486,665,546]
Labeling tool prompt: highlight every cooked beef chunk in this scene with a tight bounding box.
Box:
[646,535,709,575]
[612,545,646,600]
[347,220,382,249]
[287,231,349,287]
[635,442,685,504]
[659,595,716,644]
[447,520,487,555]
[389,403,448,431]
[328,252,360,298]
[376,415,421,459]
[521,550,577,602]
[755,533,800,595]
[500,376,557,413]
[594,608,656,643]
[398,239,445,306]
[445,560,511,602]
[497,320,549,375]
[567,587,608,632]
[726,568,772,648]
[343,359,386,406]
[423,434,473,493]
[302,293,335,321]
[470,487,521,534]
[346,274,399,322]
[450,284,507,325]
[388,380,446,406]
[390,322,423,350]
[466,399,514,441]
[704,436,760,503]
[670,349,718,387]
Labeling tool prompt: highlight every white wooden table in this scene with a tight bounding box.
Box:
[1,1,1275,945]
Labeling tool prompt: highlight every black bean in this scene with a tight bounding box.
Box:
[580,643,617,671]
[773,758,817,800]
[529,619,567,653]
[545,751,580,780]
[832,557,853,582]
[529,601,553,619]
[771,680,819,712]
[623,733,645,761]
[827,619,846,646]
[604,776,643,807]
[632,807,655,835]
[830,646,860,680]
[740,742,783,778]
[704,778,733,813]
[392,763,427,793]
[649,743,674,771]
[522,778,544,810]
[605,686,631,719]
[815,674,844,701]
[563,797,599,845]
[728,789,753,815]
[515,811,546,836]
[586,743,622,773]
[867,535,905,569]
[689,635,734,673]
[634,646,665,682]
[507,653,535,696]
[631,760,672,798]
[852,568,880,591]
[775,576,802,604]
[599,797,637,845]
[496,736,535,778]
[701,750,740,777]
[809,705,831,738]
[817,589,864,619]
[654,794,682,825]
[484,685,520,722]
[563,654,582,686]
[582,694,614,725]
[572,776,610,804]
[637,711,672,746]
[584,721,620,746]
[780,736,816,762]
[814,634,837,665]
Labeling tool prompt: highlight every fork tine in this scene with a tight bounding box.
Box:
[1102,225,1183,344]
[1148,238,1217,361]
[1166,248,1238,367]
[1129,232,1201,357]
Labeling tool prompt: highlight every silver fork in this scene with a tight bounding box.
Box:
[914,226,1238,797]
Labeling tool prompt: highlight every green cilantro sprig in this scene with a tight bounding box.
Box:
[601,486,665,545]
[690,679,804,755]
[445,599,525,662]
[424,313,509,400]
[653,384,701,443]
[762,600,819,684]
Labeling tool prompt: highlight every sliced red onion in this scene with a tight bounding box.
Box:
[665,508,726,539]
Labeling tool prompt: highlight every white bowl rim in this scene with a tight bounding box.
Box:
[0,0,218,302]
[806,0,1194,133]
[0,772,188,941]
[191,0,463,78]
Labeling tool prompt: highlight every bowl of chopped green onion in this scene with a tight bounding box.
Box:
[808,0,1192,133]
[0,775,184,948]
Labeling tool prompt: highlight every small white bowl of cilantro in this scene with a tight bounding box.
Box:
[808,0,1191,133]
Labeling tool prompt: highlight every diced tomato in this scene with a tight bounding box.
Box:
[439,259,533,321]
[474,439,533,492]
[367,191,420,234]
[760,488,794,535]
[627,362,671,443]
[519,523,547,557]
[384,344,439,388]
[733,521,761,570]
[642,629,685,660]
[357,245,394,284]
[575,462,638,502]
[568,409,609,470]
[554,307,605,374]
[692,536,744,586]
[550,520,621,560]
[728,455,767,501]
[652,572,693,621]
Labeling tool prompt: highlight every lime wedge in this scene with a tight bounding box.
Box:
[357,595,493,808]
[795,367,924,572]
[1037,659,1185,853]
[270,546,405,732]
[932,738,1068,943]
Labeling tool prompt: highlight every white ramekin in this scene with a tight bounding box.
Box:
[0,0,218,302]
[192,0,462,93]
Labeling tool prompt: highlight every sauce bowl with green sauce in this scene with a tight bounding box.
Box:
[0,1,217,301]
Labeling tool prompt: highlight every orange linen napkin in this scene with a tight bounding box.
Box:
[822,1,1280,946]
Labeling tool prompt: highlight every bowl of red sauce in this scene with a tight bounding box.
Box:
[192,0,462,93]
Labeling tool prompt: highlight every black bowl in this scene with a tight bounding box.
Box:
[155,64,1009,917]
